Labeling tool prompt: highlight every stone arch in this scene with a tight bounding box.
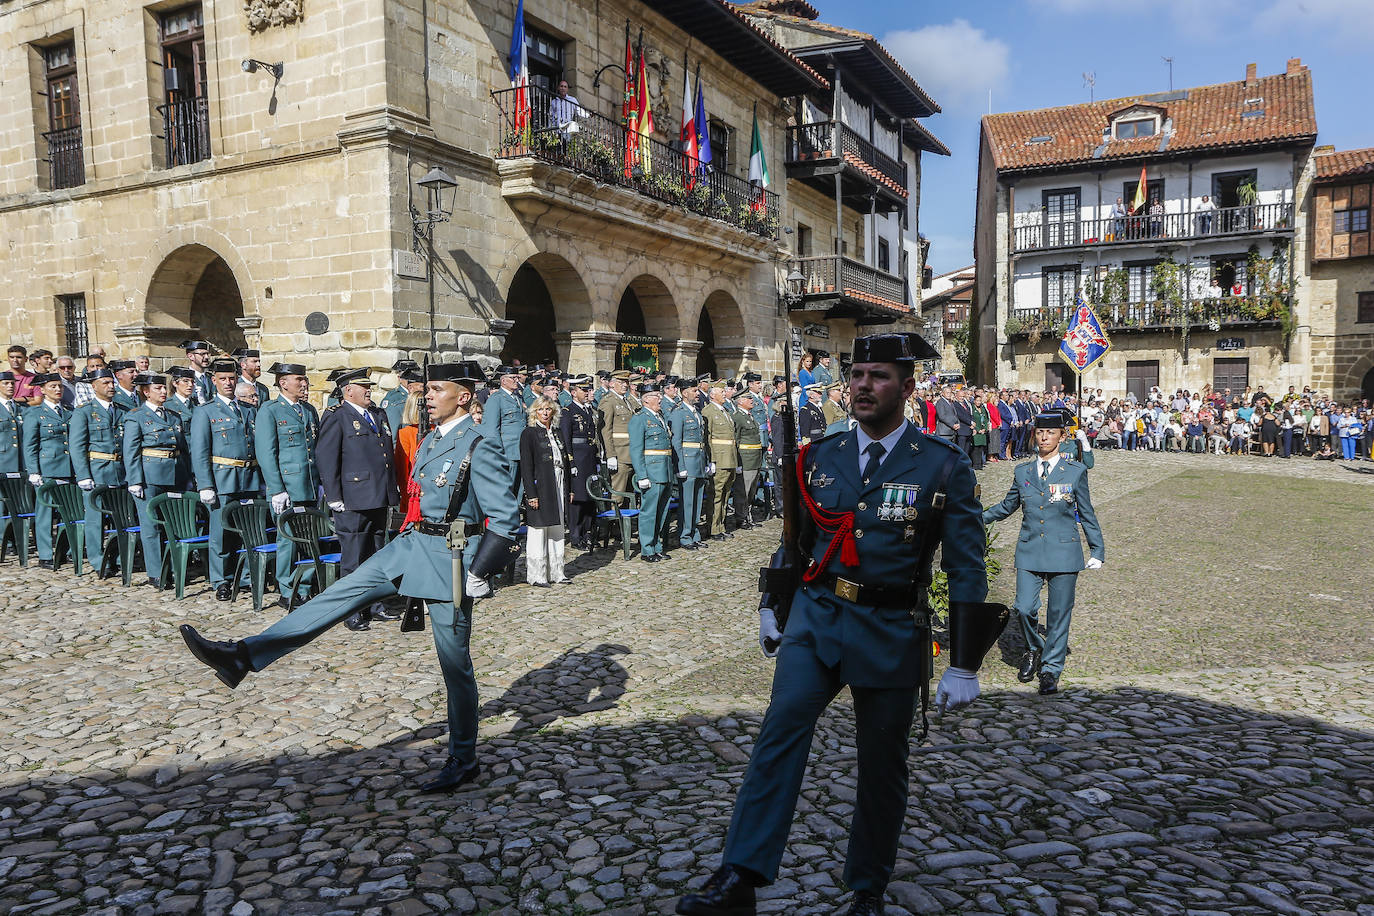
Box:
[501,251,598,371]
[134,226,257,323]
[512,251,595,332]
[143,243,248,354]
[695,288,749,376]
[1344,351,1374,401]
[618,274,678,340]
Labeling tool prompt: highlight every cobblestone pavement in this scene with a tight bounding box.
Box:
[2,450,1372,915]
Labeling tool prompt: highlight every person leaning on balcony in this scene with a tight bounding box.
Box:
[1109,197,1127,241]
[550,78,586,136]
[1197,194,1217,234]
[1148,197,1164,237]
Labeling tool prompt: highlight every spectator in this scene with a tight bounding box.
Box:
[970,393,989,470]
[30,349,55,376]
[8,345,39,406]
[1228,416,1251,455]
[134,355,151,372]
[549,78,587,136]
[1110,197,1127,240]
[74,353,105,407]
[1186,418,1207,453]
[1258,404,1278,456]
[1197,194,1216,234]
[1148,196,1164,237]
[235,380,260,409]
[54,356,78,408]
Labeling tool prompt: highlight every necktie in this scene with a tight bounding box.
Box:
[155,408,164,421]
[861,442,885,482]
[230,401,242,424]
[364,410,379,434]
[1041,460,1050,480]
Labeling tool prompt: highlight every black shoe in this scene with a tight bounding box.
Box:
[676,864,758,915]
[420,757,479,793]
[145,577,161,589]
[640,554,660,563]
[530,581,552,588]
[680,542,699,551]
[659,553,673,560]
[846,891,886,916]
[1039,672,1060,695]
[179,625,251,689]
[345,613,371,631]
[38,559,54,570]
[371,607,402,621]
[696,539,710,548]
[1017,649,1041,683]
[723,532,735,539]
[710,534,727,541]
[215,583,234,601]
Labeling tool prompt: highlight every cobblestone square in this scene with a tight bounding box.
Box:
[2,452,1372,915]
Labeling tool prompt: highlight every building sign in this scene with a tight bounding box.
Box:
[803,323,829,339]
[304,312,330,335]
[790,327,803,359]
[394,249,428,280]
[1217,337,1245,351]
[617,335,659,372]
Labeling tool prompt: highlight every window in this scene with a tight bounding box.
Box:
[797,224,812,256]
[1210,254,1249,295]
[1114,118,1156,139]
[1044,266,1079,313]
[43,42,83,189]
[878,238,890,273]
[1043,188,1080,246]
[1123,178,1164,214]
[58,293,89,357]
[709,120,731,175]
[1335,207,1370,234]
[1358,291,1374,324]
[1125,261,1158,302]
[524,24,565,93]
[160,5,209,167]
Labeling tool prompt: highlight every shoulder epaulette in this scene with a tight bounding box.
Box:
[322,403,340,413]
[915,429,961,452]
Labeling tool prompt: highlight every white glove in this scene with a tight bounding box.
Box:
[1086,557,1103,570]
[328,500,346,513]
[637,478,650,490]
[935,666,980,713]
[570,467,578,476]
[607,457,618,471]
[270,492,291,515]
[28,474,42,487]
[677,470,687,479]
[77,478,95,491]
[1076,428,1091,448]
[735,466,743,473]
[706,462,717,475]
[758,608,783,657]
[199,489,217,505]
[127,485,145,499]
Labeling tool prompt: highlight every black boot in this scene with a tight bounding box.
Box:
[179,625,251,689]
[1017,648,1041,683]
[676,864,758,915]
[420,756,479,793]
[1039,671,1060,695]
[846,891,886,915]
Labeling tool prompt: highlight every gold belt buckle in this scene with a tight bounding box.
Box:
[834,577,860,602]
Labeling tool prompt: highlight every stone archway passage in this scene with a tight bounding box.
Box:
[146,244,246,354]
[621,276,678,340]
[1363,366,1374,402]
[695,309,717,378]
[503,252,594,368]
[698,289,748,376]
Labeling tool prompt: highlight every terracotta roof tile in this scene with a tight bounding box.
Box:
[1314,147,1374,182]
[708,0,829,90]
[983,67,1316,174]
[842,151,909,198]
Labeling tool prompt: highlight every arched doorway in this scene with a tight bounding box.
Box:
[146,244,246,353]
[698,289,746,376]
[1362,366,1374,402]
[501,252,593,370]
[617,276,677,371]
[695,309,716,377]
[616,288,647,335]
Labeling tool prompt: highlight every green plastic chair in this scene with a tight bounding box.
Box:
[147,492,210,598]
[0,475,36,567]
[36,482,88,575]
[92,486,143,586]
[221,499,276,611]
[278,507,342,611]
[585,474,640,560]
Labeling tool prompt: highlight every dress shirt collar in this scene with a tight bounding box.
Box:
[435,414,466,437]
[1036,452,1062,475]
[855,419,909,475]
[94,397,113,410]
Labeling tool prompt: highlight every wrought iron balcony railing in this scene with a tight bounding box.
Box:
[42,125,84,189]
[792,254,909,313]
[785,120,906,192]
[1013,201,1293,252]
[1006,295,1290,337]
[158,96,211,168]
[492,84,779,239]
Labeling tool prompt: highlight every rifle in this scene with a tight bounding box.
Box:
[418,355,431,440]
[757,332,802,653]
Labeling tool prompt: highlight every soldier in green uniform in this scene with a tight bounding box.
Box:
[190,357,262,601]
[730,390,765,530]
[628,386,674,561]
[668,382,709,551]
[179,361,522,794]
[21,373,73,569]
[255,363,321,607]
[678,334,999,916]
[702,381,737,540]
[109,360,141,411]
[598,370,638,498]
[123,374,192,587]
[822,382,849,435]
[0,371,24,475]
[71,367,129,568]
[233,348,271,405]
[982,412,1104,695]
[166,368,198,431]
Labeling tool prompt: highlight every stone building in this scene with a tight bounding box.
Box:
[972,60,1317,399]
[1307,146,1374,401]
[1,0,942,389]
[922,264,974,369]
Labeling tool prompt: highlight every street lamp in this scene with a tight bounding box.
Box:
[410,166,458,251]
[783,267,806,306]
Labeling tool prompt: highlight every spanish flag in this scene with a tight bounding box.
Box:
[1131,164,1147,213]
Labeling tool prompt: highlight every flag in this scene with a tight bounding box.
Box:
[635,41,654,175]
[693,64,713,175]
[1131,164,1147,213]
[621,21,635,129]
[1059,295,1112,374]
[508,0,529,136]
[747,104,768,210]
[679,52,698,186]
[623,27,639,178]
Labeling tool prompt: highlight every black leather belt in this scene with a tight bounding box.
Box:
[413,520,481,537]
[807,572,925,611]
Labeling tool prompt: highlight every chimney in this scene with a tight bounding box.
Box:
[1245,62,1257,86]
[1286,57,1303,75]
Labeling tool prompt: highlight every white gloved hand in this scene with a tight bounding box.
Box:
[328,500,346,513]
[199,489,217,505]
[637,478,650,490]
[77,478,95,491]
[759,608,783,657]
[735,466,743,473]
[607,457,618,471]
[935,666,980,713]
[1086,557,1103,569]
[270,492,291,515]
[570,467,578,476]
[677,470,687,479]
[28,474,42,487]
[706,462,717,475]
[127,485,145,499]
[1076,428,1090,448]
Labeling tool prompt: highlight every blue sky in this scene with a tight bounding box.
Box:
[826,0,1374,275]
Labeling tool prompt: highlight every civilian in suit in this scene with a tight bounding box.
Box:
[520,396,572,585]
[71,368,129,568]
[934,386,960,441]
[953,390,975,457]
[123,375,192,587]
[255,363,322,605]
[317,368,398,631]
[669,384,709,550]
[996,393,1017,460]
[21,374,73,568]
[190,358,263,600]
[0,372,24,475]
[559,375,601,549]
[628,387,674,560]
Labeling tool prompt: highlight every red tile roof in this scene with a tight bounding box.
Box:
[1314,147,1374,182]
[983,67,1316,174]
[842,151,909,198]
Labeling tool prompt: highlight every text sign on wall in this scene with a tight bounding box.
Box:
[803,323,830,339]
[394,249,428,280]
[790,327,803,359]
[1216,337,1245,351]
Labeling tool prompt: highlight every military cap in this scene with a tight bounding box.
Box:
[181,339,211,353]
[324,368,349,382]
[272,362,308,377]
[636,384,661,396]
[82,368,116,381]
[663,376,680,388]
[400,367,425,384]
[611,370,632,380]
[742,371,762,382]
[1034,412,1065,429]
[108,359,136,373]
[430,360,486,387]
[495,365,520,378]
[710,379,728,389]
[851,332,939,363]
[391,357,420,373]
[567,374,594,388]
[209,357,240,375]
[135,372,168,387]
[33,372,62,386]
[773,375,786,385]
[596,370,611,379]
[826,381,844,391]
[169,367,195,380]
[695,373,712,385]
[804,382,824,392]
[0,371,16,382]
[812,349,830,359]
[335,367,377,387]
[735,390,756,403]
[231,347,260,359]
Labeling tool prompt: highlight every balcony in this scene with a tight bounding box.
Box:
[42,125,84,189]
[158,96,211,168]
[1005,296,1289,338]
[790,254,911,325]
[1013,202,1294,254]
[492,85,778,240]
[785,120,908,214]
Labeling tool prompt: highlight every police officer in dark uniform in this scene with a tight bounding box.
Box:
[798,383,827,444]
[317,368,398,631]
[559,374,600,549]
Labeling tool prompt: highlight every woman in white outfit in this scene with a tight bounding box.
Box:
[519,396,572,587]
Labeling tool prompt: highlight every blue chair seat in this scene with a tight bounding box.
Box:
[667,499,680,509]
[517,525,528,535]
[319,552,342,563]
[177,535,210,544]
[253,544,277,553]
[19,513,35,519]
[123,526,141,534]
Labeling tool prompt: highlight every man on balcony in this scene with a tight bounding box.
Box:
[550,78,586,137]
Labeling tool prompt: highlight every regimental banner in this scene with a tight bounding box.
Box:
[617,335,659,372]
[1058,296,1112,374]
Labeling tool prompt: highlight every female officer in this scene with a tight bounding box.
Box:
[122,373,192,587]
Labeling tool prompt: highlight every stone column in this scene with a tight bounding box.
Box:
[554,330,623,375]
[236,315,264,350]
[710,346,759,377]
[658,338,703,376]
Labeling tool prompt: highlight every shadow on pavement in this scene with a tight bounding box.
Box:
[2,687,1372,915]
[478,643,630,729]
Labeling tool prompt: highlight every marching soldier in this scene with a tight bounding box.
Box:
[982,411,1105,695]
[731,390,765,530]
[109,360,141,411]
[799,383,827,444]
[669,380,709,551]
[559,375,601,549]
[0,371,23,475]
[71,367,128,569]
[123,374,192,587]
[598,370,637,497]
[21,373,73,569]
[179,360,522,794]
[165,368,198,431]
[628,386,673,562]
[181,340,214,405]
[702,381,737,540]
[233,348,271,405]
[479,366,527,491]
[190,357,262,601]
[678,333,1000,916]
[255,363,321,608]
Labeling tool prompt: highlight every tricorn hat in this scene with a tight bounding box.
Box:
[181,339,211,353]
[231,348,260,359]
[272,363,308,377]
[430,360,486,387]
[135,372,167,387]
[851,333,939,363]
[1033,412,1066,430]
[334,367,377,387]
[209,357,240,375]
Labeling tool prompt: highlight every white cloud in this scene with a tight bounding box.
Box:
[881,19,1010,115]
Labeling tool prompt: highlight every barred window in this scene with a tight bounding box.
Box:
[58,293,89,357]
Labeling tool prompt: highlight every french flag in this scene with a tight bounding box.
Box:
[509,0,529,134]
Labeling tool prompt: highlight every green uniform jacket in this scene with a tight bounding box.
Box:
[0,400,25,474]
[733,408,765,472]
[190,397,261,494]
[629,409,674,483]
[479,387,526,468]
[598,392,637,463]
[255,395,321,502]
[982,457,1104,573]
[71,400,128,486]
[22,402,73,478]
[702,402,737,467]
[122,405,192,489]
